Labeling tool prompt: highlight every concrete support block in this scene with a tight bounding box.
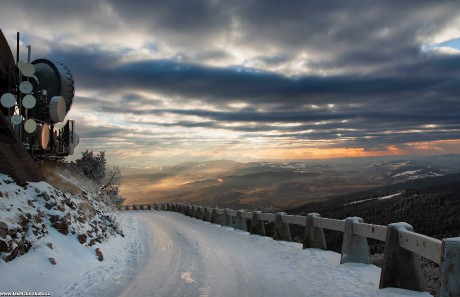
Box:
[202,208,209,221]
[250,211,266,236]
[438,237,460,297]
[340,217,371,264]
[379,222,425,292]
[303,213,327,250]
[273,212,292,242]
[211,208,221,224]
[221,209,233,228]
[197,207,205,220]
[235,210,247,231]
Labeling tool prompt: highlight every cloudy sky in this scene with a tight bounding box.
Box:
[2,0,460,168]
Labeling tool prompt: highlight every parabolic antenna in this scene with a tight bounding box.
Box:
[37,124,50,149]
[22,94,36,109]
[19,63,35,77]
[72,133,80,146]
[1,93,15,108]
[24,119,37,133]
[11,114,22,125]
[19,81,33,94]
[49,96,66,122]
[32,59,75,114]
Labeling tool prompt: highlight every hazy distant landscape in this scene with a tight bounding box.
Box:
[121,154,460,210]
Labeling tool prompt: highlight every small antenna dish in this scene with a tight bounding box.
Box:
[24,119,37,133]
[1,93,16,108]
[22,94,36,109]
[19,63,35,77]
[72,133,80,146]
[49,96,66,122]
[37,124,50,149]
[11,114,22,125]
[19,81,33,94]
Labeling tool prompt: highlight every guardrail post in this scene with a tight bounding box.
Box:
[235,210,248,231]
[250,211,265,236]
[303,213,327,250]
[202,207,210,222]
[438,237,460,297]
[341,217,371,264]
[211,208,220,224]
[221,209,233,228]
[379,222,425,292]
[274,212,292,242]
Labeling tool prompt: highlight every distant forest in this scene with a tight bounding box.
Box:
[285,173,460,254]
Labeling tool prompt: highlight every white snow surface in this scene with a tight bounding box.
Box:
[1,210,433,297]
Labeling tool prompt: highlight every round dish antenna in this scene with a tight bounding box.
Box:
[24,119,37,133]
[19,63,35,77]
[32,59,75,114]
[37,124,50,149]
[22,94,36,109]
[1,93,16,108]
[11,114,22,125]
[49,96,66,122]
[72,133,80,146]
[19,81,33,94]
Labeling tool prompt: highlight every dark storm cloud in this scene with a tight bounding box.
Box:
[3,0,459,152]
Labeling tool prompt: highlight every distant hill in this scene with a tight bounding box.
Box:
[120,154,460,209]
[286,172,460,256]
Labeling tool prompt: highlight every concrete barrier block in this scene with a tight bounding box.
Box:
[341,217,371,264]
[221,209,233,228]
[250,211,266,236]
[438,237,460,297]
[235,210,247,231]
[274,212,292,242]
[303,213,327,250]
[379,222,425,292]
[211,208,221,224]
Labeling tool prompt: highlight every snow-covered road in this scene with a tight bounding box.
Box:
[100,211,430,297]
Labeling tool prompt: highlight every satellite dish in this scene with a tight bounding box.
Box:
[19,63,35,77]
[19,81,33,94]
[37,124,50,149]
[72,133,80,146]
[31,59,75,114]
[49,96,66,122]
[24,119,37,133]
[22,94,36,109]
[11,114,22,125]
[1,92,15,108]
